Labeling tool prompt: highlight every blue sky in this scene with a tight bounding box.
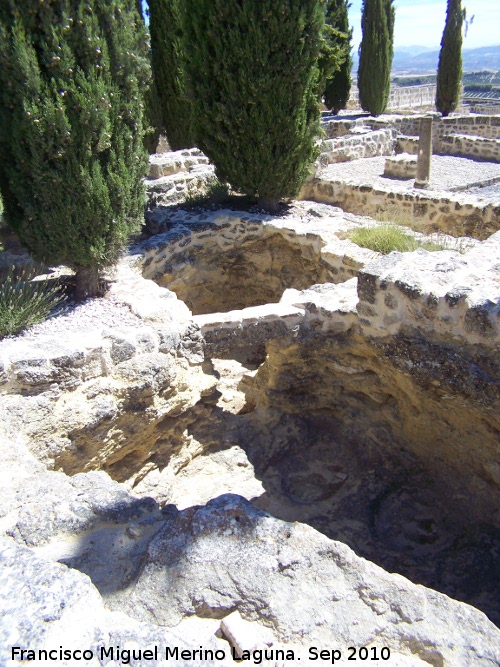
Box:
[349,0,499,51]
[141,1,498,52]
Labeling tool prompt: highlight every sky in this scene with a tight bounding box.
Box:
[348,0,499,51]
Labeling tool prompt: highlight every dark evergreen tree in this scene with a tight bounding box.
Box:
[357,0,395,116]
[0,0,150,299]
[149,0,194,150]
[436,0,463,116]
[317,1,349,97]
[323,0,352,114]
[183,0,324,213]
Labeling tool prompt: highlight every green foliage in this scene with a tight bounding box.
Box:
[357,0,395,116]
[463,83,496,93]
[0,265,65,339]
[149,0,194,150]
[0,0,151,299]
[183,177,231,209]
[143,76,163,154]
[348,224,444,255]
[322,0,352,114]
[436,0,463,116]
[462,70,500,85]
[392,75,436,87]
[183,0,324,212]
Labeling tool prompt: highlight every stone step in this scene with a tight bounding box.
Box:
[148,147,208,179]
[320,128,396,164]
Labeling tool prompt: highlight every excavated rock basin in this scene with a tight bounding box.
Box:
[134,206,500,627]
[3,204,499,638]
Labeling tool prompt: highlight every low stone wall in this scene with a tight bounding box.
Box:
[467,102,500,115]
[358,230,500,347]
[321,128,396,164]
[441,133,500,162]
[301,178,500,239]
[395,135,419,154]
[386,114,500,148]
[322,116,368,139]
[384,154,417,179]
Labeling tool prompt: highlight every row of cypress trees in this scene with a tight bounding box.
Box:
[356,0,464,118]
[0,0,463,302]
[0,0,354,298]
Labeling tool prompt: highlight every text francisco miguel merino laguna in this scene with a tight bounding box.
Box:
[12,644,389,663]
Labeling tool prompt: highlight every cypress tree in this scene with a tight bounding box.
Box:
[0,0,150,300]
[323,0,352,114]
[436,0,463,116]
[357,0,395,116]
[149,0,194,150]
[183,0,324,214]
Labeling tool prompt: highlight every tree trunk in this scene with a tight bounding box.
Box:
[258,197,280,214]
[74,265,100,301]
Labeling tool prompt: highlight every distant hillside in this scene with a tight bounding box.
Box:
[352,45,500,75]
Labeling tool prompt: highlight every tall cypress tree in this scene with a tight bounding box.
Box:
[323,0,352,114]
[436,0,463,116]
[357,0,395,116]
[183,0,324,214]
[0,0,150,299]
[149,0,194,150]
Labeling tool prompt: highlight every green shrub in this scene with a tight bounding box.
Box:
[0,0,151,300]
[183,178,232,209]
[0,266,65,339]
[183,0,324,213]
[348,224,444,254]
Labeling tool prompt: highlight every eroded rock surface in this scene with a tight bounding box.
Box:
[1,202,500,663]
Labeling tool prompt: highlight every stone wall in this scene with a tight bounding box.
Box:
[301,178,500,239]
[441,133,500,162]
[146,148,215,208]
[371,114,500,149]
[383,154,417,179]
[321,128,396,164]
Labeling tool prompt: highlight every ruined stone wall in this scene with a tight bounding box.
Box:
[301,178,500,239]
[378,114,500,148]
[440,133,500,162]
[321,129,396,164]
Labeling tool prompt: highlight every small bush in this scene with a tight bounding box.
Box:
[348,224,444,254]
[0,266,65,339]
[183,178,232,209]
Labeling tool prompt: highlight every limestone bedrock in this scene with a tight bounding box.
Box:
[1,201,500,663]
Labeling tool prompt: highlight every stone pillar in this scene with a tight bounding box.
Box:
[414,116,433,189]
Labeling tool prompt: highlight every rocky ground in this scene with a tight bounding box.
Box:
[1,200,500,665]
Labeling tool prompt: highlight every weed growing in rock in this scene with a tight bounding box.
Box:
[0,266,65,339]
[348,224,445,254]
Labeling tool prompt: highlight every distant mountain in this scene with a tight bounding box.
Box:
[352,45,500,75]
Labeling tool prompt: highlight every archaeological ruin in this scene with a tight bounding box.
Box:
[1,111,500,666]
